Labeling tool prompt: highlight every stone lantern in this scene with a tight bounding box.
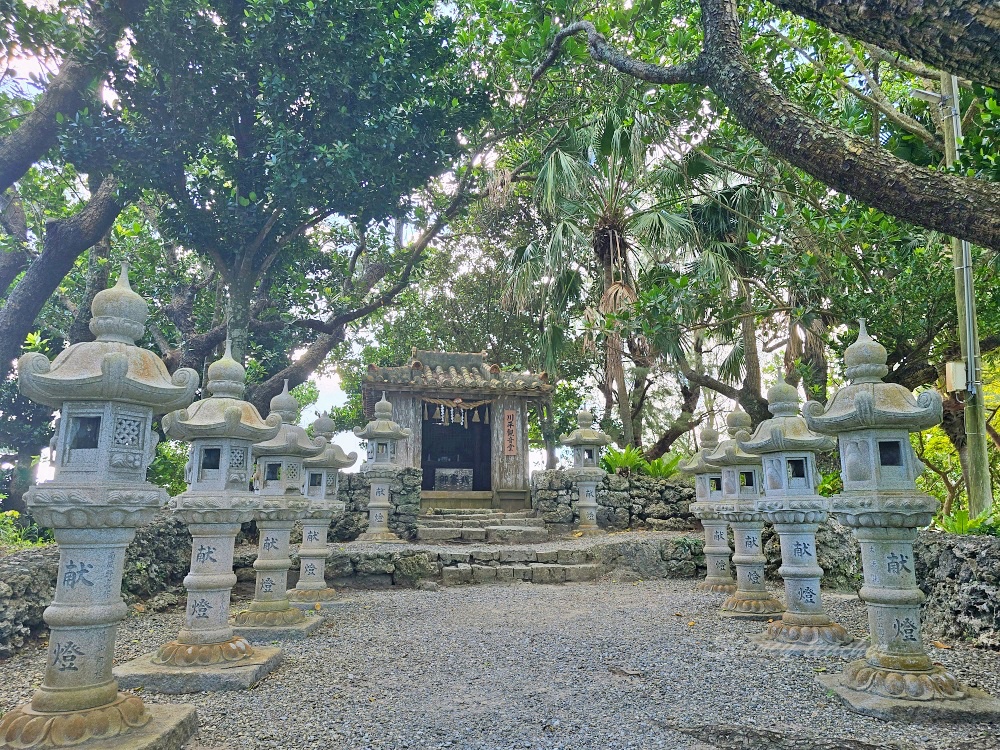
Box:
[737,380,866,657]
[114,342,284,693]
[288,412,357,608]
[233,381,326,640]
[705,406,783,619]
[0,265,200,749]
[353,394,410,542]
[559,409,611,535]
[679,423,735,593]
[805,321,1000,720]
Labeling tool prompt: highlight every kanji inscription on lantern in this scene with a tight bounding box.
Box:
[63,560,94,589]
[374,512,385,522]
[374,486,386,497]
[744,534,759,549]
[196,545,217,563]
[504,409,517,456]
[52,641,84,672]
[585,488,595,499]
[190,599,212,619]
[714,529,725,541]
[893,617,918,641]
[261,577,275,593]
[304,563,317,576]
[747,570,762,584]
[886,552,911,575]
[797,586,817,604]
[716,559,728,570]
[792,541,812,557]
[306,530,320,542]
[262,536,278,551]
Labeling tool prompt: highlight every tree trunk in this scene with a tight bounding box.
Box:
[940,395,971,507]
[67,232,112,344]
[539,399,557,470]
[629,366,649,448]
[226,276,255,365]
[768,0,1000,89]
[0,176,124,376]
[0,0,148,193]
[4,446,36,516]
[645,380,702,459]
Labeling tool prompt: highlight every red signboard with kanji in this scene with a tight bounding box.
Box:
[503,409,517,456]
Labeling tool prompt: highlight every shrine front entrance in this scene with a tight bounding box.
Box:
[421,404,492,507]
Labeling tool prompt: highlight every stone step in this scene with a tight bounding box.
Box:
[427,509,536,519]
[441,561,601,586]
[416,527,491,543]
[417,517,546,529]
[484,525,549,544]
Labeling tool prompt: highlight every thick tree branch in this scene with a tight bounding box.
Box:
[536,4,1000,252]
[0,176,125,374]
[767,0,1000,89]
[0,0,148,192]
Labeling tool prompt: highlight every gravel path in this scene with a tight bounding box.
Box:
[2,578,999,750]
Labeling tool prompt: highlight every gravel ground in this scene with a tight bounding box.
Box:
[2,578,999,750]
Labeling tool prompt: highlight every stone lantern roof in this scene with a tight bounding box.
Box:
[253,381,327,458]
[162,342,281,442]
[738,381,836,455]
[678,423,721,474]
[704,406,762,467]
[305,412,358,470]
[353,394,411,441]
[18,263,198,411]
[559,409,612,449]
[803,320,942,434]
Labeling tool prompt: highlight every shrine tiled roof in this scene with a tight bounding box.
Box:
[362,349,552,399]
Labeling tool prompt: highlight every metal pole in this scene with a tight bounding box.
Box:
[939,72,994,518]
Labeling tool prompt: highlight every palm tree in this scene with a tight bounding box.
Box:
[506,104,691,447]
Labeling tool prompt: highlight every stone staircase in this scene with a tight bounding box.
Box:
[415,508,549,544]
[437,547,601,585]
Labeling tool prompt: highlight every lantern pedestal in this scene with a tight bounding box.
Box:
[691,505,735,593]
[717,510,783,620]
[570,470,605,536]
[0,492,199,750]
[288,510,339,608]
[751,507,866,657]
[357,472,403,543]
[818,500,1000,721]
[232,505,321,640]
[115,500,284,693]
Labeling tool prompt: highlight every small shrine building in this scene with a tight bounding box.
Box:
[362,350,552,511]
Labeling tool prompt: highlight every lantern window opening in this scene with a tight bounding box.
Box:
[309,472,323,487]
[788,458,807,478]
[878,440,903,467]
[264,463,281,482]
[739,470,756,489]
[709,476,722,492]
[201,447,221,471]
[69,416,102,450]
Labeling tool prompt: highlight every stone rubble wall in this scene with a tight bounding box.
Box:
[530,470,697,532]
[4,508,1000,658]
[334,468,423,541]
[915,531,1000,649]
[0,514,192,658]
